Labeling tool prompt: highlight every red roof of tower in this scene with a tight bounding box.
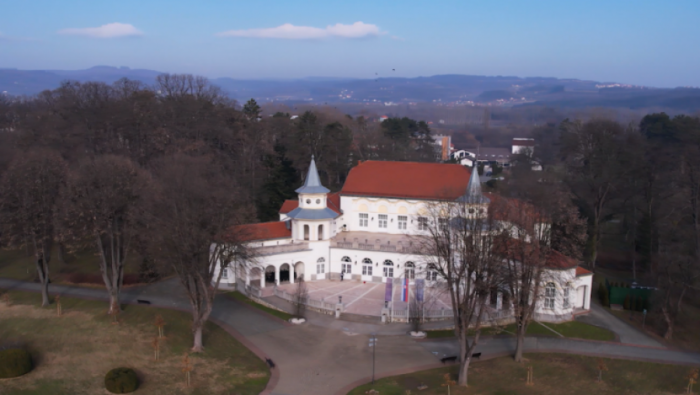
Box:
[340,161,471,200]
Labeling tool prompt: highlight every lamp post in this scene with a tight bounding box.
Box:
[369,333,377,384]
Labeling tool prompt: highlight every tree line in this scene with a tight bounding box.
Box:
[0,74,439,351]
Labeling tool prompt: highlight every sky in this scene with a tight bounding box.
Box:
[1,0,699,87]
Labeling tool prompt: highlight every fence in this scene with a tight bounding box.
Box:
[273,287,338,315]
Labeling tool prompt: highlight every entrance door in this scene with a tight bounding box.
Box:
[361,258,373,282]
[577,286,586,308]
[382,260,394,281]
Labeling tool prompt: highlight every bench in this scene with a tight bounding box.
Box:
[265,358,276,368]
[136,299,151,305]
[441,356,458,364]
[472,352,481,360]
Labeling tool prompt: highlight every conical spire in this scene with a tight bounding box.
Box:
[296,155,330,194]
[458,161,490,204]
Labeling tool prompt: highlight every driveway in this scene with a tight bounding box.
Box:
[577,303,664,348]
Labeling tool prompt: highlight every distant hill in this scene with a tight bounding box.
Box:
[2,66,700,111]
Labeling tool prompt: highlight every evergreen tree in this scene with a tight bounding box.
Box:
[257,143,299,222]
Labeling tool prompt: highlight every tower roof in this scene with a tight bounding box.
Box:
[296,156,330,194]
[458,163,490,204]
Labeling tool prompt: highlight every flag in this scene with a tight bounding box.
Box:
[416,279,425,302]
[401,277,409,302]
[384,277,393,302]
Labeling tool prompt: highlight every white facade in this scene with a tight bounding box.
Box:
[214,159,592,319]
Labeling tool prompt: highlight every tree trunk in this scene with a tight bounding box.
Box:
[35,258,50,307]
[514,325,526,362]
[192,321,204,352]
[108,291,120,314]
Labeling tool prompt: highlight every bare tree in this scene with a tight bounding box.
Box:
[561,119,631,268]
[60,155,150,313]
[0,149,67,306]
[417,195,504,387]
[497,170,586,362]
[146,153,254,352]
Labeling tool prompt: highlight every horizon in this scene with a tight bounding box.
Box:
[2,1,699,88]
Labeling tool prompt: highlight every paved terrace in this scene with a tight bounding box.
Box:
[277,279,459,317]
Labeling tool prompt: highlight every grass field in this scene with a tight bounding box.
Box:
[348,353,693,395]
[228,291,294,321]
[426,320,615,341]
[0,290,269,395]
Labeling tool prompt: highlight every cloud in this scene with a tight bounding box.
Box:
[58,23,143,38]
[217,22,381,40]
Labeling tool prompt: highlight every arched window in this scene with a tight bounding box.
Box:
[545,283,556,310]
[316,257,325,275]
[303,225,310,241]
[341,256,352,275]
[318,224,324,240]
[362,258,373,276]
[405,261,415,280]
[427,263,439,281]
[383,260,394,278]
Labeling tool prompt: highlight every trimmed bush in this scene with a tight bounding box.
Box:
[105,368,139,393]
[0,348,33,378]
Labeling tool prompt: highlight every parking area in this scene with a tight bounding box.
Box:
[275,279,453,316]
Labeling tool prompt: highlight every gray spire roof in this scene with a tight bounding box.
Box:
[295,155,330,194]
[458,162,490,204]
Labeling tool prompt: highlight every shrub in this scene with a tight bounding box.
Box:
[105,367,139,393]
[0,348,33,378]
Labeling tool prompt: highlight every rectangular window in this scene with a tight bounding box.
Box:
[378,214,388,228]
[438,218,448,232]
[398,215,407,230]
[418,217,429,231]
[317,264,325,274]
[221,267,228,279]
[563,288,570,309]
[383,267,393,278]
[428,270,438,281]
[363,265,373,276]
[359,213,368,227]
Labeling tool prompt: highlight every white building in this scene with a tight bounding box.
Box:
[216,158,592,320]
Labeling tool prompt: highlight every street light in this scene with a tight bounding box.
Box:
[368,333,377,384]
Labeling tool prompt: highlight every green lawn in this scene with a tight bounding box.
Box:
[348,353,693,395]
[228,291,294,321]
[426,320,614,342]
[0,290,269,395]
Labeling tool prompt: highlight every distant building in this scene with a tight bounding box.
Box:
[512,138,535,155]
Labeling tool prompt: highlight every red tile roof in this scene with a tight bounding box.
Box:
[546,250,578,270]
[576,266,593,276]
[279,192,342,215]
[340,161,471,200]
[232,221,291,242]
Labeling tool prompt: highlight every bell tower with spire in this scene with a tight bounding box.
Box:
[286,156,338,241]
[458,161,490,216]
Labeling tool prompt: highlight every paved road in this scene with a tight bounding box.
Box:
[1,278,694,395]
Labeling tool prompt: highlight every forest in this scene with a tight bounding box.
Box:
[1,74,699,348]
